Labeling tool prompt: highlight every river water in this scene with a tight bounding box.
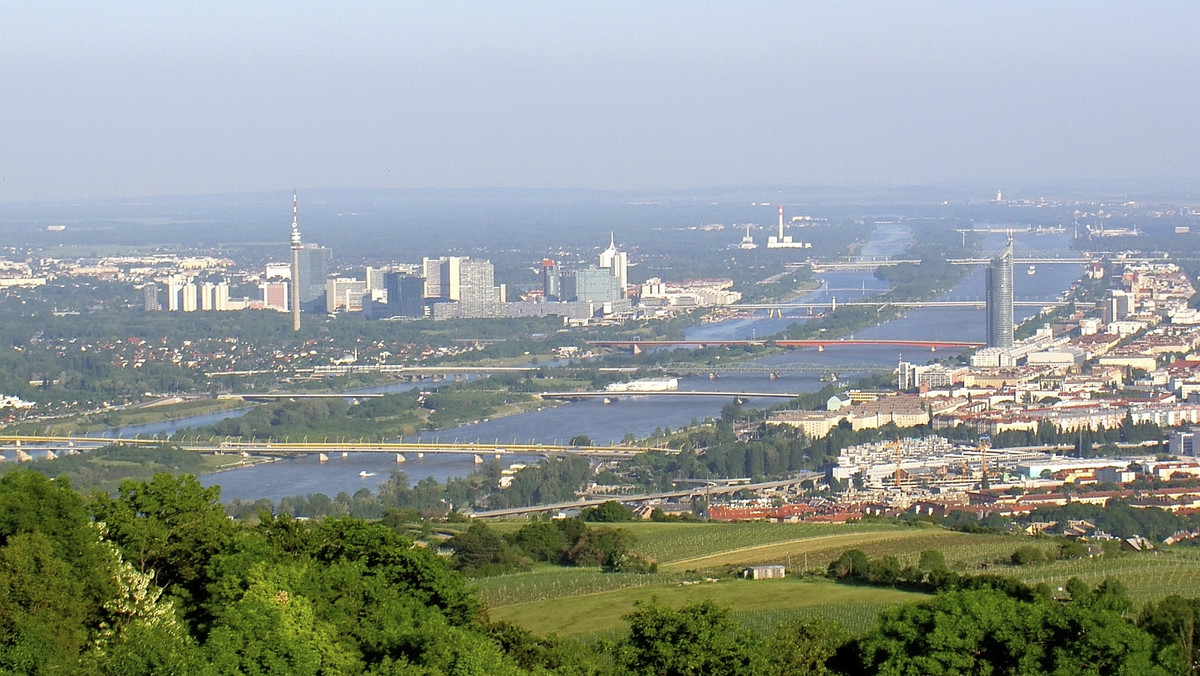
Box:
[174,224,1081,502]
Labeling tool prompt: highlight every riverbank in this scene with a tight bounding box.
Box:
[179,377,580,445]
[7,397,249,437]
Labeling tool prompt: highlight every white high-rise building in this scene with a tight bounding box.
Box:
[325,277,369,313]
[199,282,216,311]
[365,266,388,292]
[181,280,198,312]
[431,257,500,319]
[599,233,628,298]
[166,275,182,312]
[264,262,292,279]
[423,257,447,298]
[215,282,230,311]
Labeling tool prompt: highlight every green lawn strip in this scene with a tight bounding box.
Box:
[471,566,686,608]
[731,601,912,636]
[661,529,968,572]
[483,522,906,569]
[473,528,1038,606]
[485,521,1041,572]
[486,575,927,638]
[621,522,900,563]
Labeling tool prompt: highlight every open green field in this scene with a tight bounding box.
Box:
[476,521,1200,639]
[527,521,1061,573]
[486,575,928,638]
[475,521,1054,638]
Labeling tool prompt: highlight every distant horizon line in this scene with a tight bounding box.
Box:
[5,177,1200,206]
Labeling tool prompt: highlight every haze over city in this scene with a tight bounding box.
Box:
[3,2,1200,202]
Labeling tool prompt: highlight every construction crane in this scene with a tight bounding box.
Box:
[979,435,992,489]
[885,440,904,490]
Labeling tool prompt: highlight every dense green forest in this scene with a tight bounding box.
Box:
[5,469,1200,674]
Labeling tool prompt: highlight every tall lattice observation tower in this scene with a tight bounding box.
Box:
[290,191,302,332]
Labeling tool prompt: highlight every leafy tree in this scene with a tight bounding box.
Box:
[88,541,205,675]
[446,522,527,576]
[0,532,92,673]
[615,600,768,676]
[0,471,121,672]
[485,621,611,675]
[507,520,568,563]
[88,473,235,619]
[203,563,355,676]
[567,526,634,568]
[765,617,847,676]
[1011,545,1046,566]
[918,549,948,573]
[1139,595,1200,675]
[1059,539,1090,560]
[582,500,635,523]
[0,471,111,583]
[828,549,869,579]
[853,585,1165,675]
[307,516,481,626]
[867,555,902,585]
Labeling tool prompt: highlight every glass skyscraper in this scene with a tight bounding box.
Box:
[384,272,426,318]
[985,240,1014,348]
[296,245,331,313]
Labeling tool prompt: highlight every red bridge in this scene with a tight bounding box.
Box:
[591,339,983,351]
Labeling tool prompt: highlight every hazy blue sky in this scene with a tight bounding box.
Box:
[2,2,1198,201]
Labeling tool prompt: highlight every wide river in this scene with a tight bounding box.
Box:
[119,225,1078,503]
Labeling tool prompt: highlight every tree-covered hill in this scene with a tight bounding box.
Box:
[5,468,1200,674]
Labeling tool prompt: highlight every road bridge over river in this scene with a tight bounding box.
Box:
[0,435,670,461]
[592,339,983,351]
[471,472,823,518]
[734,300,1067,311]
[794,255,1161,273]
[537,390,801,401]
[658,362,897,376]
[224,392,385,401]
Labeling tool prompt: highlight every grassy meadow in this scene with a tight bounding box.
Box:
[475,520,1200,639]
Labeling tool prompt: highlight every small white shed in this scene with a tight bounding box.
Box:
[743,565,786,580]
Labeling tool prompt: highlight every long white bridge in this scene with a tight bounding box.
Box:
[735,300,1068,311]
[794,255,1160,273]
[472,471,824,518]
[0,435,672,461]
[537,390,801,401]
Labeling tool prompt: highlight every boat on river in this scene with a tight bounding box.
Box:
[605,377,679,393]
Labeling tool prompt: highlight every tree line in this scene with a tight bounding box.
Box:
[10,467,1200,674]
